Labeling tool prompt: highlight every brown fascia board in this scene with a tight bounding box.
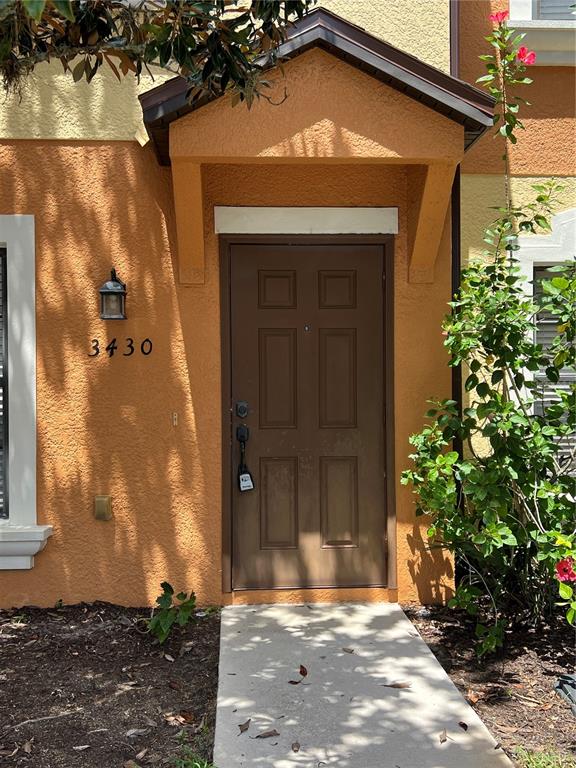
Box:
[139,7,495,166]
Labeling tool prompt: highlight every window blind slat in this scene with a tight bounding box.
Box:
[533,266,576,474]
[538,0,576,20]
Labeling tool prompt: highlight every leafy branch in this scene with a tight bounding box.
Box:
[402,11,576,653]
[0,0,314,105]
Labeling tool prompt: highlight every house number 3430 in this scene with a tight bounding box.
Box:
[88,338,153,358]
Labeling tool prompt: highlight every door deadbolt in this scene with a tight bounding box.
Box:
[236,401,249,419]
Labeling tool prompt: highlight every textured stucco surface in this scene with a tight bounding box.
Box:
[0,144,453,608]
[320,0,451,72]
[0,1,451,142]
[170,50,463,163]
[0,62,172,142]
[459,1,576,176]
[462,174,576,263]
[462,67,576,176]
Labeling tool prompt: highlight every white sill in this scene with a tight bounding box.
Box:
[0,524,53,569]
[509,20,576,65]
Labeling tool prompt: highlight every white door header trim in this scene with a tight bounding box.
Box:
[214,207,399,235]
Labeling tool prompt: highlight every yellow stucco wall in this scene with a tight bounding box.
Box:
[461,175,576,263]
[320,0,450,71]
[0,62,172,142]
[0,1,450,142]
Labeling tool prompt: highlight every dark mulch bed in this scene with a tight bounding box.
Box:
[2,601,574,767]
[404,605,576,764]
[0,603,220,767]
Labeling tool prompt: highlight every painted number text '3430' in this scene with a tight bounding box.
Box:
[88,338,153,358]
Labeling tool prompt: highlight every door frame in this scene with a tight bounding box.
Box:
[219,234,396,593]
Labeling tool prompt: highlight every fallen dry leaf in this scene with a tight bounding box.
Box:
[289,664,309,684]
[126,728,148,738]
[466,690,482,704]
[123,761,140,768]
[381,681,412,689]
[342,647,355,654]
[164,654,175,663]
[254,729,280,739]
[22,740,33,754]
[498,725,519,734]
[163,712,186,727]
[292,741,300,753]
[117,680,139,692]
[238,719,251,735]
[439,729,448,744]
[136,748,149,760]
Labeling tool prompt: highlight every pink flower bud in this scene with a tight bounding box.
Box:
[489,10,509,24]
[517,46,537,65]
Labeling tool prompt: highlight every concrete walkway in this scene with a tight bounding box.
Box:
[213,603,513,768]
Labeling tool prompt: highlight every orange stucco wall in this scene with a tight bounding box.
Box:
[0,141,453,608]
[170,50,463,164]
[459,0,576,176]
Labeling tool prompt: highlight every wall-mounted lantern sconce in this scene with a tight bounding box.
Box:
[99,269,127,320]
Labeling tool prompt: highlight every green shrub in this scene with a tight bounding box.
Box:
[402,13,575,654]
[148,582,196,644]
[515,747,576,768]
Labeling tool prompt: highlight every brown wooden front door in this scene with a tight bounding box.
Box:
[228,241,388,590]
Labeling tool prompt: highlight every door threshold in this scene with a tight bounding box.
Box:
[226,586,398,606]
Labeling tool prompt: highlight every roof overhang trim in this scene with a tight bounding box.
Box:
[139,8,495,166]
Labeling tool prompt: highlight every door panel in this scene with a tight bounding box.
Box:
[230,243,387,589]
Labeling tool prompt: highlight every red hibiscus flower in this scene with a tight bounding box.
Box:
[517,46,537,65]
[489,10,509,24]
[556,557,576,583]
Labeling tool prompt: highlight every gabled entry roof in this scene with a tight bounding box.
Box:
[140,8,494,166]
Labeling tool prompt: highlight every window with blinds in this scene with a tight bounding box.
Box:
[0,247,7,519]
[533,265,576,474]
[537,0,576,20]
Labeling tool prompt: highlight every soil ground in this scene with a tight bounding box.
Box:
[0,603,219,767]
[1,602,574,767]
[404,605,576,766]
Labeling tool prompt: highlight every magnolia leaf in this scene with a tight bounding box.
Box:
[22,0,47,21]
[72,60,85,82]
[53,0,75,20]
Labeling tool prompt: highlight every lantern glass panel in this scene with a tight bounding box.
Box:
[101,292,126,319]
[104,293,121,318]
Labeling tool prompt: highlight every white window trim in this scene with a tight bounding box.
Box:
[509,0,576,65]
[514,208,575,408]
[0,215,52,569]
[214,207,399,235]
[516,208,576,286]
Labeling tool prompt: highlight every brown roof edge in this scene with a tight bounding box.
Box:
[139,7,495,166]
